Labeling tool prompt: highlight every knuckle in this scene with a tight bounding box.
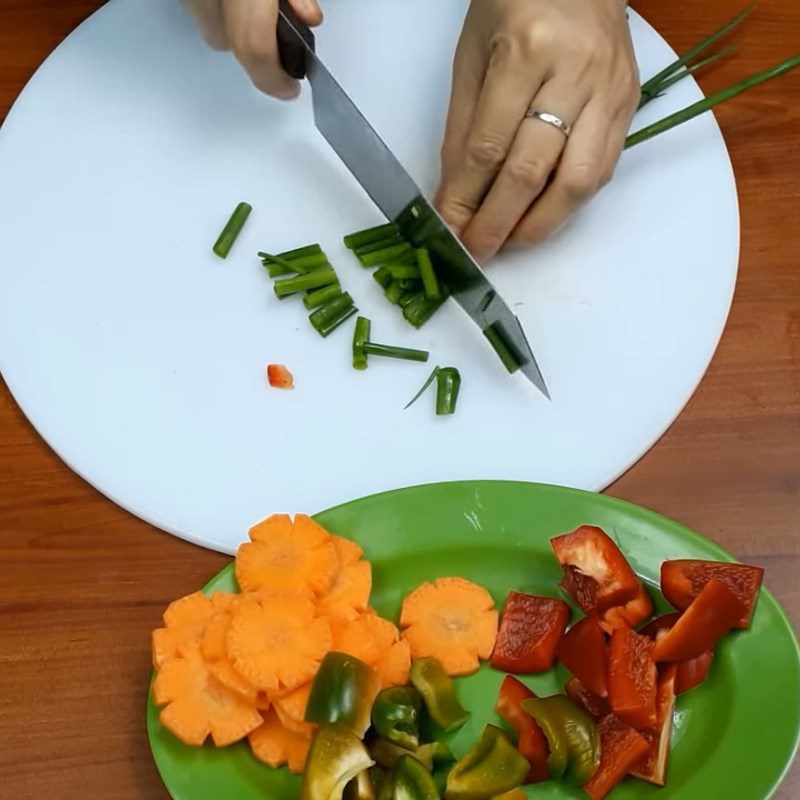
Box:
[232,29,274,64]
[561,163,601,201]
[466,134,507,171]
[437,196,475,233]
[507,156,551,190]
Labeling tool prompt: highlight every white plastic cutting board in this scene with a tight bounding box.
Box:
[0,0,739,554]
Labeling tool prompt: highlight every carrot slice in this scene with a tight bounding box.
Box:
[153,649,262,747]
[201,610,233,662]
[152,591,235,669]
[274,683,315,737]
[375,639,412,688]
[317,559,372,623]
[330,535,364,566]
[400,577,499,676]
[332,613,400,666]
[227,596,331,692]
[236,515,337,596]
[207,657,259,705]
[248,709,311,774]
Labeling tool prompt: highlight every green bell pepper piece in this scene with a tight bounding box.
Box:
[410,658,470,732]
[343,770,376,800]
[370,738,433,772]
[301,725,375,800]
[372,687,423,750]
[395,754,441,800]
[520,696,599,784]
[305,652,381,737]
[444,725,530,800]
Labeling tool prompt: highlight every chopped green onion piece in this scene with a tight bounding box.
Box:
[352,316,371,370]
[344,222,400,250]
[213,202,252,259]
[275,243,323,261]
[405,367,440,409]
[303,283,342,310]
[403,293,446,329]
[265,260,294,278]
[626,53,800,150]
[435,367,461,415]
[274,266,337,299]
[386,264,421,280]
[483,323,521,373]
[373,267,393,290]
[638,47,736,109]
[385,280,407,305]
[415,248,442,299]
[359,243,412,267]
[261,251,328,275]
[640,4,755,97]
[363,342,429,363]
[315,305,358,338]
[310,292,355,329]
[399,292,418,309]
[353,235,404,257]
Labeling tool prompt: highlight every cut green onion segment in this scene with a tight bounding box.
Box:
[303,283,342,310]
[353,235,404,257]
[352,316,371,370]
[213,202,252,259]
[435,367,461,415]
[384,280,408,305]
[405,367,440,409]
[483,323,521,374]
[363,342,429,363]
[310,292,355,329]
[359,243,412,267]
[265,260,294,279]
[274,266,337,299]
[415,248,442,299]
[316,305,358,338]
[344,222,399,250]
[276,243,323,261]
[403,294,446,329]
[373,267,393,290]
[387,264,421,280]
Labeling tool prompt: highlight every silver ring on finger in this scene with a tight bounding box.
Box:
[525,109,572,138]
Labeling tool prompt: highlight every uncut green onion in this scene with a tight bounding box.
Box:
[639,4,755,97]
[385,280,407,305]
[344,222,399,250]
[303,283,342,310]
[387,264,421,280]
[626,53,800,150]
[415,248,442,299]
[309,292,355,329]
[275,243,323,261]
[352,316,371,370]
[405,366,439,409]
[316,305,358,338]
[373,267,393,290]
[274,266,337,299]
[213,202,252,259]
[353,235,404,257]
[359,243,412,267]
[363,342,430,363]
[403,293,446,329]
[483,323,521,374]
[435,367,461,415]
[639,47,736,109]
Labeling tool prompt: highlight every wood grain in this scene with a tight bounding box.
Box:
[0,1,797,797]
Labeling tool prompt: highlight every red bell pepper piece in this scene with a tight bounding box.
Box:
[608,626,657,730]
[491,592,570,674]
[653,579,747,662]
[494,675,550,784]
[558,615,608,698]
[551,526,640,613]
[661,559,764,629]
[565,677,611,722]
[629,665,677,786]
[582,714,651,800]
[599,583,653,635]
[638,613,714,695]
[266,363,294,389]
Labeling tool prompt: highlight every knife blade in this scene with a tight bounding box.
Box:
[276,2,549,398]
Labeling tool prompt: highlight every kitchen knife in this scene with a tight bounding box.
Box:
[276,1,549,398]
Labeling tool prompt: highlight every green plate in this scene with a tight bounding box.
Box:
[147,481,800,799]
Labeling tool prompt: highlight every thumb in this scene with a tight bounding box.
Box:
[289,0,323,27]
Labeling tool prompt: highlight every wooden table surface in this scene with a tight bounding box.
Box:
[1,1,798,797]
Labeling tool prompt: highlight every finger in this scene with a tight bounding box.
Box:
[510,99,616,245]
[289,0,323,27]
[461,80,589,263]
[183,0,230,51]
[435,43,548,236]
[223,0,299,99]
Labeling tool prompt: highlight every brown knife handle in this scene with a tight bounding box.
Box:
[277,0,316,80]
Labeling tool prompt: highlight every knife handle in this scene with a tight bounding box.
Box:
[277,0,316,80]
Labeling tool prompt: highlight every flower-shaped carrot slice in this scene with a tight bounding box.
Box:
[227,596,331,692]
[152,648,262,747]
[400,577,498,676]
[248,709,311,774]
[317,560,372,623]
